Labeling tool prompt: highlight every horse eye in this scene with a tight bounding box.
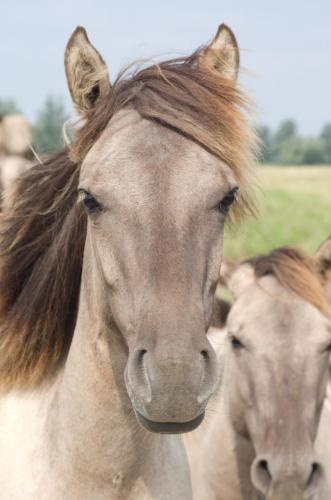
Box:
[219,187,239,215]
[78,189,103,214]
[230,335,245,350]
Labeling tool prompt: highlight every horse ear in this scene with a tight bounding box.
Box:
[220,257,255,298]
[64,27,111,116]
[229,265,255,298]
[199,24,240,81]
[314,236,331,300]
[220,256,239,286]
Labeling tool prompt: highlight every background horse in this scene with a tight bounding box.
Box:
[0,24,257,499]
[186,240,331,500]
[0,114,33,208]
[0,114,32,158]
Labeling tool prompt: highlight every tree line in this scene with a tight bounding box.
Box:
[1,97,331,164]
[258,120,331,165]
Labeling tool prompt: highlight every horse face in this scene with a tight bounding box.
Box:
[66,24,248,432]
[78,110,242,431]
[226,272,330,498]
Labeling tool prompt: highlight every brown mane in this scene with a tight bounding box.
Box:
[246,248,331,318]
[0,48,258,390]
[315,236,331,289]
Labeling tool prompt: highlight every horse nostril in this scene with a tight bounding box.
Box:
[126,347,153,407]
[305,462,323,492]
[129,348,149,387]
[251,458,272,495]
[200,349,209,361]
[136,349,147,363]
[197,344,219,405]
[258,459,272,480]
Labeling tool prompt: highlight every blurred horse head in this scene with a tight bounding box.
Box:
[220,242,331,499]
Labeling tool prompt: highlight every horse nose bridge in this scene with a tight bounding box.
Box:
[270,424,315,468]
[135,296,207,351]
[261,386,311,440]
[277,411,314,453]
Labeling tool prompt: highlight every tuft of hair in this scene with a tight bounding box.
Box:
[0,151,86,390]
[0,47,258,390]
[247,248,331,319]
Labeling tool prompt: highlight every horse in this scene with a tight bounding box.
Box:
[185,240,331,500]
[0,24,258,499]
[0,114,33,208]
[0,155,33,209]
[0,114,32,157]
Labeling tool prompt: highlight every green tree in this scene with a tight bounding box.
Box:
[257,125,273,163]
[256,119,330,165]
[301,138,326,165]
[0,98,20,116]
[272,120,299,164]
[277,137,304,165]
[276,136,326,165]
[33,96,68,155]
[320,123,331,163]
[273,119,297,145]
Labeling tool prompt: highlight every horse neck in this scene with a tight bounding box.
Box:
[189,352,258,500]
[46,238,191,497]
[49,269,141,478]
[196,347,259,500]
[223,357,259,500]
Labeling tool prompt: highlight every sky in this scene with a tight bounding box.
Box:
[1,0,331,134]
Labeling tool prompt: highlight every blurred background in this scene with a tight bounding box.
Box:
[1,0,330,259]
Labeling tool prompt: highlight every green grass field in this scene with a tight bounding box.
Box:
[223,166,331,260]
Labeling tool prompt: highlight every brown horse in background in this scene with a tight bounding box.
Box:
[0,114,33,207]
[186,240,331,500]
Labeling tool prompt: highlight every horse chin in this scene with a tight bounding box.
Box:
[134,410,205,434]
